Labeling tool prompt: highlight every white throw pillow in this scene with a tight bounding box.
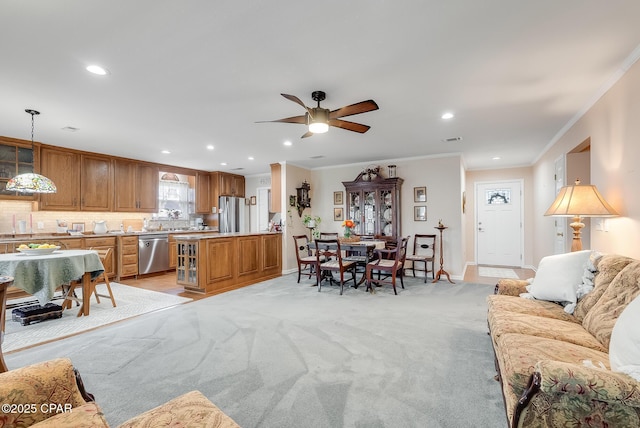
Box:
[526,250,591,304]
[609,293,640,381]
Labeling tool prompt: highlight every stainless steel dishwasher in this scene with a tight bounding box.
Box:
[138,233,170,274]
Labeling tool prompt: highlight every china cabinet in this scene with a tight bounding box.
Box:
[343,171,403,239]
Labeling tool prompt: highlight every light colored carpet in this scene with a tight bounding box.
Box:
[478,266,519,279]
[4,283,192,353]
[5,275,504,427]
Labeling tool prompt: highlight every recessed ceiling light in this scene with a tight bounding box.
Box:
[283,140,292,146]
[441,112,454,120]
[161,150,170,154]
[206,144,214,150]
[86,65,109,75]
[492,156,501,160]
[248,156,254,160]
[220,162,227,166]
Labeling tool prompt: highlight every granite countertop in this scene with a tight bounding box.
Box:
[0,229,220,243]
[172,231,281,240]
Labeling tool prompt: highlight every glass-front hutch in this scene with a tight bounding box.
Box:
[343,169,403,238]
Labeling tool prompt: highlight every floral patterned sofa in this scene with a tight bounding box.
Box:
[0,358,241,428]
[487,253,640,427]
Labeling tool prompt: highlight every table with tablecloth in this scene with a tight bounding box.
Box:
[0,250,104,314]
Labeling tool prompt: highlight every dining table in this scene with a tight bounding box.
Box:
[0,249,104,317]
[309,240,387,286]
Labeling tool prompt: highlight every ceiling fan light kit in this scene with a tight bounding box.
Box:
[259,90,378,138]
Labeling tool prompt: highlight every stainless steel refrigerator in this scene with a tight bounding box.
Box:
[219,196,247,233]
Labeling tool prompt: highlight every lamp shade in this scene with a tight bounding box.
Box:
[544,180,618,217]
[6,173,57,194]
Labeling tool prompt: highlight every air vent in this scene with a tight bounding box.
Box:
[231,167,244,171]
[442,137,463,142]
[309,155,325,159]
[62,126,79,132]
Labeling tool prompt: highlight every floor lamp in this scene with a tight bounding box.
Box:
[544,179,618,252]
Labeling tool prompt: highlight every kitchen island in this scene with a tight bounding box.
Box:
[174,232,282,295]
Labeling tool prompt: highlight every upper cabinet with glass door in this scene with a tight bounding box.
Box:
[343,166,403,239]
[0,137,37,200]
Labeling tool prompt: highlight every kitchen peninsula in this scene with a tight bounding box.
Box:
[174,232,282,295]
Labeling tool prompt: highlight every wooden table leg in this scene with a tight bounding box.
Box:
[77,272,91,317]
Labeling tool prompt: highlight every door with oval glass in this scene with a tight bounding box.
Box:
[475,180,523,266]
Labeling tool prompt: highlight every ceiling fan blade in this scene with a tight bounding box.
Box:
[330,100,379,119]
[329,118,371,134]
[281,93,311,111]
[301,131,314,139]
[255,114,307,124]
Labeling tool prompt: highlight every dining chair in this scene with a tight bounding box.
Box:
[406,234,436,282]
[314,239,357,295]
[365,236,409,295]
[62,248,116,315]
[292,235,317,283]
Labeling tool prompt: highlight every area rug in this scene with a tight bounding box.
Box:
[3,283,192,353]
[478,266,520,279]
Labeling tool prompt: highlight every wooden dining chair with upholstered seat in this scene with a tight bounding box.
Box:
[406,234,436,282]
[314,239,357,295]
[292,235,319,283]
[365,236,409,295]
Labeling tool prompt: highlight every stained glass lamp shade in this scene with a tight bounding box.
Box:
[6,173,57,193]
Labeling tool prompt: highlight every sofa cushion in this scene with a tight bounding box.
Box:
[582,261,640,350]
[118,390,241,428]
[574,254,635,321]
[486,294,579,324]
[489,311,606,352]
[495,333,610,407]
[0,358,89,427]
[526,250,591,304]
[610,293,640,381]
[31,403,108,427]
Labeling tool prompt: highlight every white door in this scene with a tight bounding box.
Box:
[553,156,567,254]
[476,180,523,266]
[257,187,270,231]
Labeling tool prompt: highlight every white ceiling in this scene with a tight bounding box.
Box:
[2,1,640,176]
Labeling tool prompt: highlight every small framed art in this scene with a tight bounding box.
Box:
[414,206,427,221]
[333,191,343,205]
[334,208,344,221]
[414,186,426,203]
[71,222,85,232]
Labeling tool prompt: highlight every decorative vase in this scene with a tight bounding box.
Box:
[344,227,352,238]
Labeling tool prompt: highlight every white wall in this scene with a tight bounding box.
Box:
[532,54,640,263]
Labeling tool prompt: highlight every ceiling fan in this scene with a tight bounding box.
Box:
[259,91,379,138]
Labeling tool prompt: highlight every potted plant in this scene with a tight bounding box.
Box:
[302,214,322,239]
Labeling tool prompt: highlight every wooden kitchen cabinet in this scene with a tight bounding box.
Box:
[209,171,245,210]
[168,234,178,269]
[117,235,138,279]
[39,147,80,210]
[0,136,38,200]
[195,171,210,214]
[114,159,159,212]
[39,147,113,211]
[270,163,281,212]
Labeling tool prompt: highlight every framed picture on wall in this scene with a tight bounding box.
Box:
[414,206,427,221]
[333,191,343,205]
[414,186,427,203]
[334,208,344,221]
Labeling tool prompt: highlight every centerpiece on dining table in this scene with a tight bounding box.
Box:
[340,219,359,242]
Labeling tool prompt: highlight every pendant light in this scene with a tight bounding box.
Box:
[6,109,57,194]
